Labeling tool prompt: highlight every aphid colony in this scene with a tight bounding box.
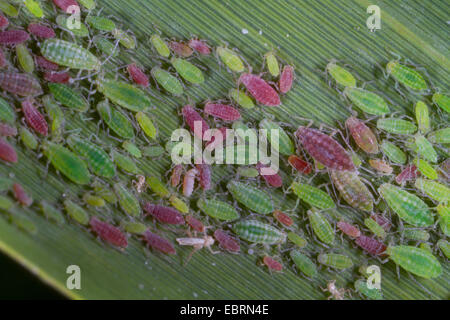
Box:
[0,0,448,301]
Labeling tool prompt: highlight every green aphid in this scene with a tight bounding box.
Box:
[111,150,140,174]
[56,15,90,37]
[11,215,37,234]
[82,193,105,207]
[114,183,141,217]
[330,170,373,211]
[146,176,170,198]
[0,177,13,192]
[227,181,273,214]
[150,34,170,58]
[97,100,135,139]
[265,51,279,77]
[97,78,150,112]
[135,112,156,140]
[318,253,353,270]
[169,195,189,214]
[197,198,239,221]
[24,0,43,18]
[415,101,430,134]
[122,141,142,158]
[0,2,18,17]
[232,220,285,244]
[112,28,136,49]
[93,36,119,57]
[428,128,450,145]
[42,95,64,139]
[343,87,389,115]
[291,182,335,210]
[386,61,428,91]
[86,16,116,32]
[229,89,254,109]
[259,119,294,156]
[143,145,165,157]
[380,140,406,164]
[42,39,99,70]
[414,178,449,203]
[402,229,430,242]
[413,158,437,180]
[378,183,433,227]
[419,242,433,253]
[232,120,253,144]
[437,239,450,259]
[0,195,13,211]
[436,204,449,236]
[92,181,117,204]
[151,67,184,96]
[171,57,204,84]
[19,126,38,150]
[64,200,89,225]
[42,141,91,185]
[216,46,245,72]
[237,167,259,178]
[386,245,441,278]
[364,218,386,239]
[78,0,97,10]
[39,201,65,225]
[326,60,356,87]
[290,250,317,278]
[412,135,437,163]
[432,93,450,113]
[307,208,335,245]
[287,232,307,248]
[122,221,147,234]
[16,44,34,73]
[0,97,16,124]
[67,135,116,179]
[354,279,383,300]
[351,152,362,168]
[48,83,88,112]
[377,118,417,135]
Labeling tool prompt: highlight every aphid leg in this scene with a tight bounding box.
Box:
[407,273,438,299]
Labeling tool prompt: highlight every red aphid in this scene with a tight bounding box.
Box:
[142,230,176,254]
[273,210,293,227]
[0,48,5,68]
[183,168,198,197]
[53,0,79,11]
[337,221,361,238]
[186,215,205,233]
[255,162,282,188]
[205,127,228,149]
[345,117,378,154]
[204,103,241,121]
[288,155,312,174]
[295,127,355,171]
[169,41,193,57]
[355,235,387,256]
[279,65,294,94]
[440,158,450,182]
[0,123,17,137]
[170,164,183,187]
[196,163,211,190]
[35,56,60,71]
[263,256,283,272]
[143,202,185,225]
[22,100,48,136]
[12,183,32,207]
[0,14,8,30]
[44,71,70,83]
[188,39,211,55]
[127,63,149,87]
[239,73,281,106]
[0,72,42,96]
[213,229,240,253]
[89,217,128,248]
[0,138,17,163]
[370,214,391,232]
[0,30,30,45]
[395,165,419,185]
[27,24,56,39]
[182,105,210,140]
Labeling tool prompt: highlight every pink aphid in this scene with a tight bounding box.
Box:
[0,138,17,163]
[182,105,210,139]
[369,159,392,175]
[395,165,418,185]
[35,56,60,71]
[22,100,48,136]
[143,203,185,225]
[186,215,205,233]
[355,235,387,256]
[89,217,128,248]
[44,71,70,84]
[169,41,193,57]
[0,72,42,96]
[256,162,283,188]
[188,39,211,55]
[345,117,378,154]
[142,230,176,254]
[170,164,183,187]
[213,229,240,253]
[0,48,5,68]
[183,168,198,197]
[273,210,293,227]
[205,127,228,149]
[0,123,17,137]
[12,183,32,207]
[263,256,283,272]
[279,65,294,94]
[370,214,391,232]
[27,24,55,39]
[0,14,8,30]
[53,0,79,11]
[337,221,361,238]
[288,155,312,175]
[196,163,211,191]
[127,63,149,87]
[0,30,29,45]
[239,73,281,106]
[204,103,241,121]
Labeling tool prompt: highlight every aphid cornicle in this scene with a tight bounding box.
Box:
[151,34,170,58]
[171,57,204,84]
[0,72,42,96]
[345,117,378,154]
[97,78,151,112]
[415,101,430,134]
[49,83,88,112]
[307,209,335,245]
[97,100,135,139]
[114,183,141,217]
[428,128,450,144]
[318,253,353,270]
[233,220,285,244]
[197,198,240,221]
[291,182,335,210]
[227,181,274,214]
[41,39,101,70]
[343,87,390,115]
[414,178,449,203]
[326,60,356,87]
[432,93,450,113]
[330,170,373,211]
[380,140,406,164]
[259,119,295,156]
[290,250,317,278]
[216,46,244,72]
[239,73,281,106]
[64,199,89,225]
[386,61,428,91]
